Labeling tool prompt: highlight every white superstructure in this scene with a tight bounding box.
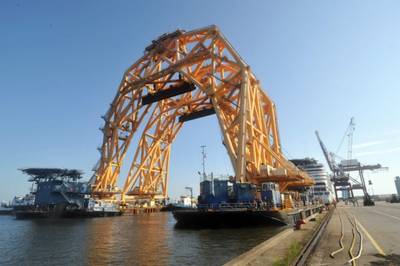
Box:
[291,158,335,204]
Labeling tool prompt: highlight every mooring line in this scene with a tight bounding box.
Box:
[346,213,357,266]
[348,215,363,265]
[330,210,344,258]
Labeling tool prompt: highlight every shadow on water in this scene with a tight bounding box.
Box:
[174,221,287,230]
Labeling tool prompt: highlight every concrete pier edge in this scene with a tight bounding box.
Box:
[292,208,334,265]
[224,205,329,266]
[223,227,294,266]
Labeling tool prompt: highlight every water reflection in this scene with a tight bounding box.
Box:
[0,213,282,266]
[85,217,117,265]
[85,214,171,265]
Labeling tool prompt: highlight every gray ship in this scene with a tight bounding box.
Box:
[14,168,121,219]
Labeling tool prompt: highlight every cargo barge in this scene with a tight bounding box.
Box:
[14,168,121,219]
[173,207,288,227]
[173,178,296,227]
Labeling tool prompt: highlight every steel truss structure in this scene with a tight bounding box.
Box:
[91,25,314,200]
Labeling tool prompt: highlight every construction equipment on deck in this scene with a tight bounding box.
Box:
[89,25,314,204]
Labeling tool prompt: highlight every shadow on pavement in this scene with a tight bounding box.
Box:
[370,254,400,266]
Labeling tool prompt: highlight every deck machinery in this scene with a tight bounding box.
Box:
[90,25,314,213]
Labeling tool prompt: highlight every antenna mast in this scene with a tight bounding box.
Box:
[201,145,207,181]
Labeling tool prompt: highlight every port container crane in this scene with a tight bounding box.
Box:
[90,25,314,202]
[315,130,353,201]
[316,118,386,205]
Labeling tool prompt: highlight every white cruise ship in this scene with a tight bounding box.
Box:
[290,158,335,204]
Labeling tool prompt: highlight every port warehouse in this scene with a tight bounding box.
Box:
[10,25,385,225]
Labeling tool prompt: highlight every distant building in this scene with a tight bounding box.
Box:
[395,176,400,196]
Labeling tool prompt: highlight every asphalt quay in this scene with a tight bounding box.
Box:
[307,201,400,265]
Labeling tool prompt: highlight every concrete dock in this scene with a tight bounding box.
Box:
[308,201,400,265]
[225,207,329,266]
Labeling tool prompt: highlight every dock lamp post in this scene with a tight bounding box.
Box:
[185,186,193,207]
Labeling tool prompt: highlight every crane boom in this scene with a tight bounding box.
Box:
[316,118,387,206]
[315,131,336,172]
[347,117,355,160]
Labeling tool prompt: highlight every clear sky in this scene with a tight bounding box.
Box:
[1,1,399,201]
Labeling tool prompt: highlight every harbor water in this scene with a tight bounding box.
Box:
[0,212,284,266]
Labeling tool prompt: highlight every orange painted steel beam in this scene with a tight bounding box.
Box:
[90,25,314,200]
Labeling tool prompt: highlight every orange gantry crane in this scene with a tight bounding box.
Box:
[90,25,314,201]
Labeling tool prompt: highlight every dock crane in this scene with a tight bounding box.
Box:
[315,130,353,201]
[316,118,386,206]
[336,117,355,160]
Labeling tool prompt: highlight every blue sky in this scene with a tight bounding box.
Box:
[1,1,399,201]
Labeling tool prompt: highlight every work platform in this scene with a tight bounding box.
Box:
[307,201,400,265]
